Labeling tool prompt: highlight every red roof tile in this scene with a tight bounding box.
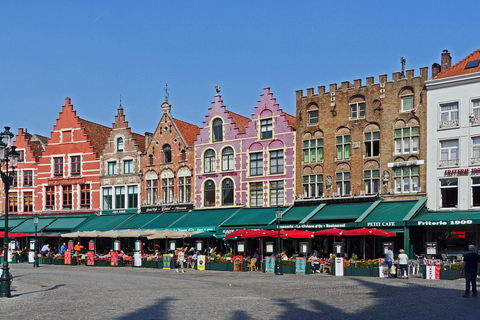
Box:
[227,111,249,133]
[131,133,146,153]
[282,112,296,130]
[172,118,200,146]
[433,49,480,80]
[79,118,112,155]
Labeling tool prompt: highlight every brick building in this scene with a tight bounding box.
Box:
[140,99,199,212]
[296,67,428,202]
[100,106,145,214]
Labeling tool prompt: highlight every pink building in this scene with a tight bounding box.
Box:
[194,88,296,208]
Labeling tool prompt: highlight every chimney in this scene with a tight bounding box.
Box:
[432,63,441,78]
[441,50,452,71]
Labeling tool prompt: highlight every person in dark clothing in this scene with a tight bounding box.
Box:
[461,244,480,298]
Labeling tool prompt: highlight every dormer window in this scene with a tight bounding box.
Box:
[117,137,124,152]
[212,118,223,142]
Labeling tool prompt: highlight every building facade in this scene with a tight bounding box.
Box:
[100,107,145,214]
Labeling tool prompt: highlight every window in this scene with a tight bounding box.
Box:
[108,161,117,175]
[473,99,480,118]
[336,172,351,196]
[12,174,17,188]
[127,186,138,209]
[146,179,158,205]
[472,177,480,207]
[46,186,55,210]
[71,156,81,176]
[23,170,33,187]
[163,144,172,163]
[222,179,234,205]
[181,150,186,161]
[440,178,458,208]
[303,174,323,198]
[212,118,223,142]
[24,192,33,212]
[260,118,273,139]
[439,102,459,128]
[179,177,191,203]
[204,149,216,173]
[365,131,380,157]
[80,184,90,209]
[270,181,284,206]
[222,147,234,171]
[162,178,174,204]
[63,185,73,209]
[148,154,153,166]
[350,102,365,119]
[364,170,380,194]
[117,138,124,152]
[303,138,323,163]
[54,157,64,177]
[250,152,263,176]
[250,182,263,207]
[394,166,419,193]
[308,110,318,124]
[18,150,25,162]
[394,127,419,154]
[401,96,414,112]
[466,60,480,69]
[115,186,125,209]
[270,150,284,174]
[336,135,351,160]
[123,160,133,174]
[204,180,216,206]
[8,193,18,213]
[103,187,112,210]
[440,140,459,166]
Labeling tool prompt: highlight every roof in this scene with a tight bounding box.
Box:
[227,111,249,133]
[433,49,480,80]
[172,118,200,146]
[131,132,146,153]
[282,112,296,130]
[79,118,112,155]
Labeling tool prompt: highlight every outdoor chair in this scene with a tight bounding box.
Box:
[247,258,257,271]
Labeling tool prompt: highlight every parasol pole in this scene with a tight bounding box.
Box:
[363,236,366,260]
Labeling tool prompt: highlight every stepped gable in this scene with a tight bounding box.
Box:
[433,49,480,79]
[227,110,249,133]
[282,112,296,130]
[29,134,48,159]
[172,118,200,146]
[131,133,146,153]
[79,118,112,155]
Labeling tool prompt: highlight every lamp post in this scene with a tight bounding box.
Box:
[275,206,283,276]
[33,214,39,267]
[0,126,20,298]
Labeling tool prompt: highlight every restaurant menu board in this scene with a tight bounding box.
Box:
[87,251,95,265]
[426,259,440,280]
[64,250,71,265]
[265,256,275,273]
[426,243,437,255]
[134,252,142,267]
[233,256,243,272]
[28,251,35,263]
[7,251,12,262]
[110,252,118,266]
[197,255,206,271]
[68,241,74,250]
[88,241,95,251]
[335,257,344,276]
[378,258,388,278]
[296,257,306,274]
[163,254,172,269]
[30,240,35,250]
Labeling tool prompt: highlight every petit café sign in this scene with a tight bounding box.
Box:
[444,168,480,176]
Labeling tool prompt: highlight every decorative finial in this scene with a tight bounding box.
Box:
[119,94,122,109]
[215,85,221,94]
[401,57,406,77]
[165,83,169,101]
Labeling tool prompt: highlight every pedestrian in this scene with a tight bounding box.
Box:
[398,249,409,279]
[176,247,186,273]
[461,244,480,298]
[40,243,50,255]
[385,246,394,278]
[60,242,68,256]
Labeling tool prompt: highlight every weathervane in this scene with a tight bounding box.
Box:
[119,94,122,108]
[215,85,221,94]
[165,83,169,100]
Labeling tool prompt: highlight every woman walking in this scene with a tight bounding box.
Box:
[176,247,186,273]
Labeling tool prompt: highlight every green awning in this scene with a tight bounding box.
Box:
[280,205,319,223]
[75,214,135,232]
[221,207,279,228]
[141,211,189,229]
[0,218,27,230]
[115,213,161,230]
[408,210,480,226]
[357,200,419,228]
[308,202,374,221]
[169,208,240,231]
[10,218,56,233]
[43,217,89,231]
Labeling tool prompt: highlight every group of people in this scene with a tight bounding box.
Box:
[385,246,409,279]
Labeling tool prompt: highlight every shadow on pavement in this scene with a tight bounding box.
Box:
[115,297,177,320]
[11,283,65,298]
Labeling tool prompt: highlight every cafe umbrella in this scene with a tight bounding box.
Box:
[342,228,397,259]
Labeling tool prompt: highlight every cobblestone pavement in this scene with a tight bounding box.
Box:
[2,263,480,320]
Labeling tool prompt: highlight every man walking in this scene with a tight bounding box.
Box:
[386,246,394,278]
[461,244,480,298]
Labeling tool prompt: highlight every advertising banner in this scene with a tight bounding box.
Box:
[114,240,121,251]
[163,254,172,269]
[265,256,275,273]
[110,252,118,266]
[378,258,388,278]
[426,259,440,280]
[335,257,344,276]
[87,251,95,266]
[296,257,306,274]
[134,252,142,267]
[88,241,95,251]
[197,255,206,271]
[68,240,74,250]
[233,256,243,272]
[28,251,35,263]
[64,250,71,265]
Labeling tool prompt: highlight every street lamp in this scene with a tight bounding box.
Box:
[33,214,39,268]
[0,126,20,298]
[275,206,283,276]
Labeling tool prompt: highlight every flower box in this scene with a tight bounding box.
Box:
[95,259,109,267]
[143,260,158,268]
[52,259,64,265]
[39,257,52,264]
[208,261,229,271]
[440,266,462,280]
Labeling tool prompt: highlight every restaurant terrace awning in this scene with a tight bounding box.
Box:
[169,208,241,232]
[75,214,135,232]
[10,218,57,233]
[43,217,89,232]
[0,218,27,231]
[299,202,377,228]
[114,213,161,230]
[278,205,323,223]
[140,211,190,230]
[221,207,285,229]
[408,209,480,226]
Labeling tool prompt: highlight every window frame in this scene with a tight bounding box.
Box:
[393,166,419,194]
[115,186,125,209]
[63,185,73,209]
[117,137,124,152]
[364,131,380,157]
[23,170,33,187]
[249,152,263,176]
[336,172,351,196]
[260,118,273,139]
[302,174,323,198]
[249,182,263,207]
[54,157,64,177]
[80,184,91,209]
[364,169,380,194]
[222,178,234,206]
[350,102,365,119]
[24,191,33,213]
[303,138,324,163]
[336,135,351,160]
[163,144,172,163]
[394,127,419,155]
[440,178,458,208]
[107,161,117,175]
[71,155,81,176]
[269,150,284,175]
[178,177,191,203]
[103,187,112,210]
[401,95,414,112]
[123,159,133,174]
[212,118,223,142]
[127,185,138,209]
[439,102,459,128]
[46,186,55,210]
[162,178,174,204]
[204,149,216,173]
[204,180,216,207]
[222,147,234,171]
[270,180,284,206]
[146,179,158,205]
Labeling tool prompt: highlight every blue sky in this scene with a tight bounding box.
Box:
[1,1,479,138]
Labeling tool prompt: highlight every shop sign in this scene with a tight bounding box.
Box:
[197,255,205,271]
[387,160,424,168]
[280,223,352,229]
[141,204,194,213]
[366,221,397,227]
[444,167,480,176]
[48,177,86,186]
[415,219,473,226]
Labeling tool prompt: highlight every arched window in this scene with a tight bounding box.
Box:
[222,178,234,205]
[163,144,172,163]
[148,154,153,166]
[204,149,216,173]
[222,147,234,171]
[212,118,223,142]
[117,138,124,152]
[204,180,216,206]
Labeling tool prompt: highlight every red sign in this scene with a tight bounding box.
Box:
[68,241,74,250]
[88,241,95,251]
[48,177,86,186]
[87,251,95,266]
[110,252,118,266]
[64,250,71,265]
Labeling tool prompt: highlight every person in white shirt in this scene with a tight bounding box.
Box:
[398,249,409,279]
